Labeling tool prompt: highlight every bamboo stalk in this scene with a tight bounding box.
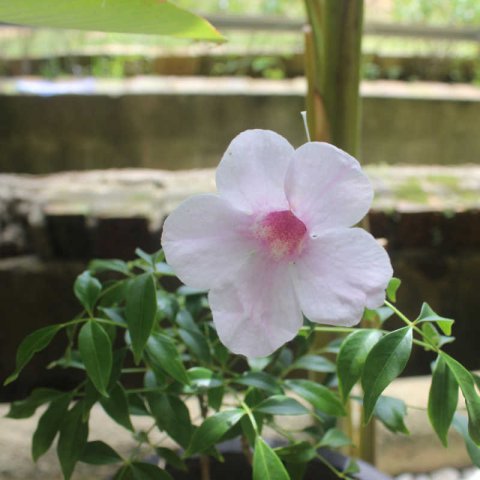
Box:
[304,0,375,465]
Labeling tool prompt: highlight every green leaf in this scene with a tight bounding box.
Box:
[362,327,413,423]
[175,309,200,332]
[80,441,122,465]
[88,259,130,275]
[253,437,290,480]
[453,414,480,468]
[284,379,345,416]
[78,320,112,397]
[386,277,401,302]
[235,371,282,394]
[416,303,454,336]
[178,328,211,364]
[155,448,187,471]
[319,428,352,448]
[146,333,189,385]
[131,462,174,480]
[98,280,129,307]
[5,324,62,385]
[57,402,89,480]
[363,306,394,325]
[275,441,317,464]
[254,395,309,416]
[32,394,71,461]
[100,382,134,432]
[186,367,222,390]
[208,386,225,411]
[6,388,64,418]
[147,393,193,448]
[187,409,244,455]
[0,0,223,40]
[248,356,272,371]
[337,329,383,402]
[373,396,409,434]
[74,271,102,314]
[290,355,336,373]
[125,273,157,363]
[441,353,480,445]
[428,356,458,446]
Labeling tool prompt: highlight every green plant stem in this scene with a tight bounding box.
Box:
[316,451,351,479]
[300,325,359,335]
[198,394,211,480]
[240,400,259,435]
[384,300,442,353]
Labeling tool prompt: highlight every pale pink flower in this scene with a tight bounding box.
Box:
[162,130,393,357]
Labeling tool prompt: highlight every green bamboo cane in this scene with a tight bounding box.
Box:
[304,0,376,465]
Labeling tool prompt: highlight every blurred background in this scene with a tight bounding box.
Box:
[0,1,480,477]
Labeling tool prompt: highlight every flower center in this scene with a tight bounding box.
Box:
[253,210,307,261]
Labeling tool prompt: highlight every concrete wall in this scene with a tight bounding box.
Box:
[1,78,480,173]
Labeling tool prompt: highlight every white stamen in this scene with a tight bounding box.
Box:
[301,111,311,142]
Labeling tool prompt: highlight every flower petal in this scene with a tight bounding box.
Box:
[216,129,294,214]
[291,228,393,326]
[209,255,302,357]
[162,194,255,290]
[285,142,373,232]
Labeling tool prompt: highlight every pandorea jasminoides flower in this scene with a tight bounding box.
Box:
[162,130,393,357]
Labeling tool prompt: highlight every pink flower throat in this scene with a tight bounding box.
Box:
[253,210,307,261]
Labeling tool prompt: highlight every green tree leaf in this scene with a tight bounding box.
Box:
[373,396,409,434]
[5,324,62,385]
[186,409,244,455]
[79,441,122,465]
[100,382,134,432]
[178,328,211,364]
[416,303,454,336]
[386,277,401,302]
[131,462,174,480]
[125,273,157,364]
[428,355,458,446]
[453,414,480,468]
[284,379,345,416]
[362,327,413,423]
[319,428,353,448]
[88,259,130,275]
[146,333,189,385]
[0,0,223,40]
[275,441,317,464]
[147,393,193,448]
[253,437,290,480]
[337,329,383,402]
[186,367,222,390]
[290,355,336,373]
[32,394,71,461]
[235,371,283,394]
[74,271,102,315]
[441,353,480,444]
[254,395,309,416]
[57,402,89,480]
[155,447,187,471]
[208,386,224,411]
[6,388,64,418]
[78,320,112,397]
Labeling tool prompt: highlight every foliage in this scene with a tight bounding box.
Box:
[5,251,480,479]
[393,0,480,26]
[0,0,223,40]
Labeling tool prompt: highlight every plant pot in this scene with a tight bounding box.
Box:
[166,440,392,480]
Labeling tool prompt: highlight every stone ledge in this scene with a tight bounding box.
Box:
[1,166,479,259]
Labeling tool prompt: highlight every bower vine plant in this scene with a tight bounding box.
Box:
[5,130,480,480]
